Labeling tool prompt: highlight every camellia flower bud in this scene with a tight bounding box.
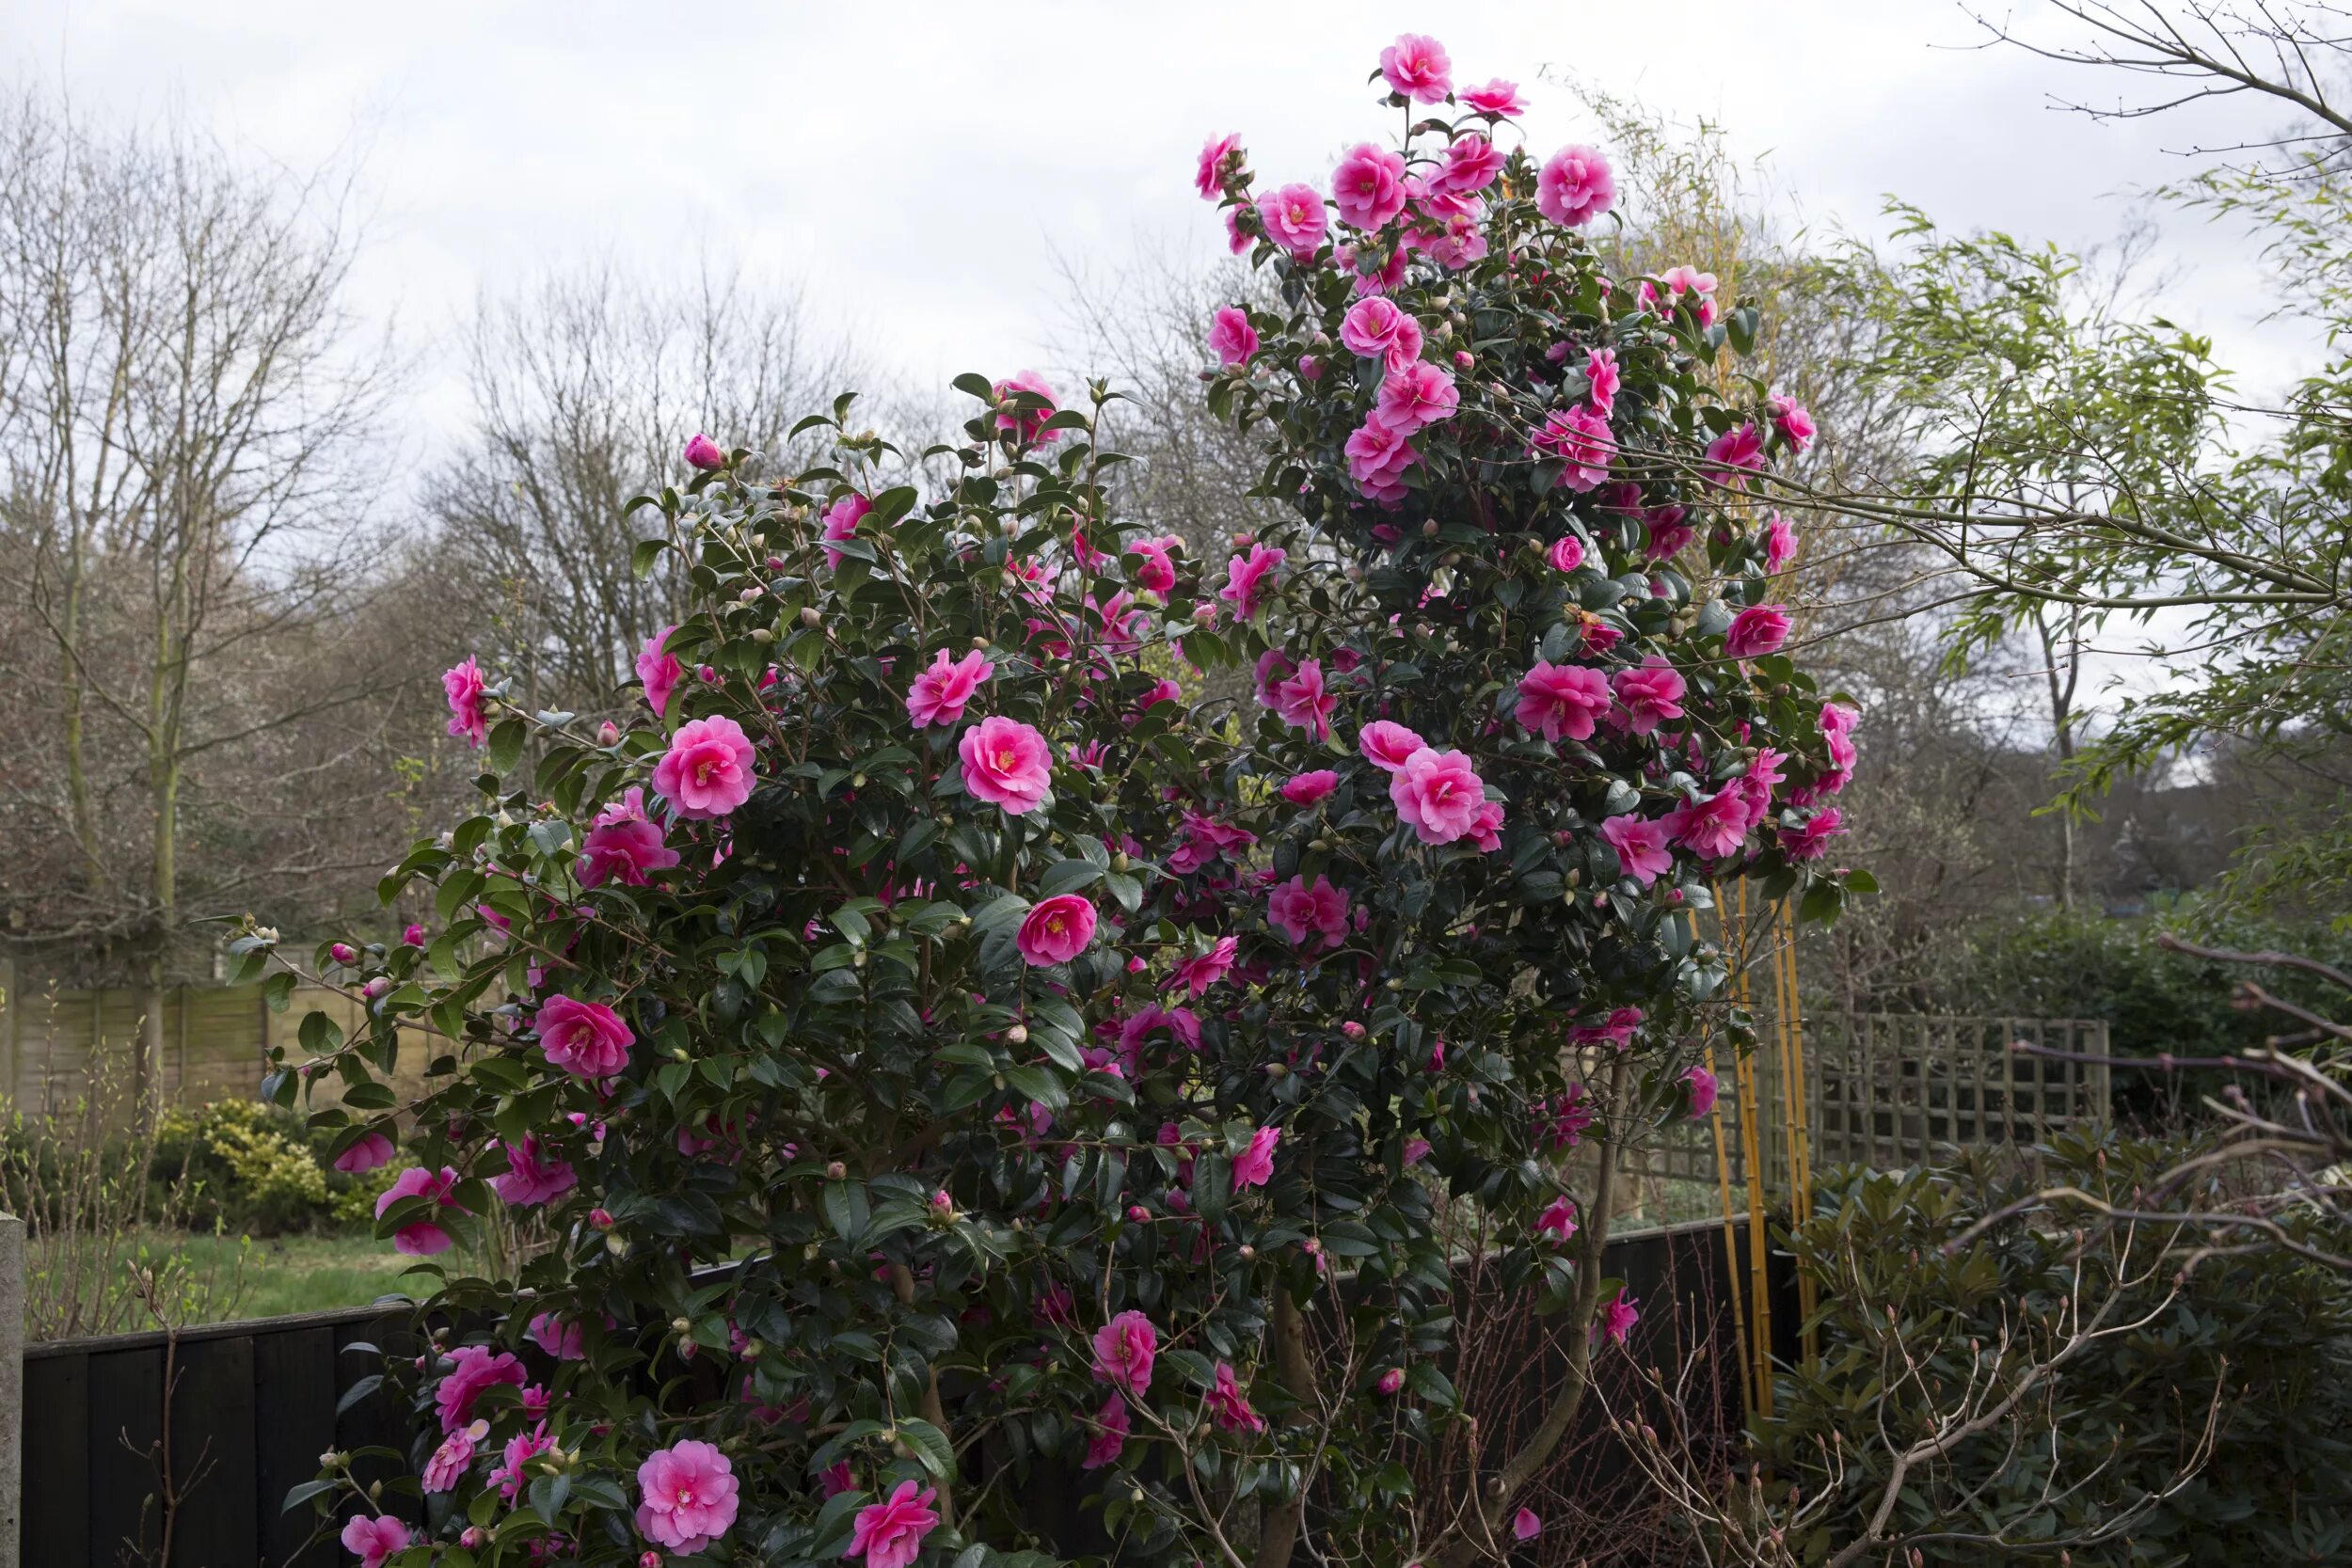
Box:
[825,1161,847,1181]
[590,1207,613,1229]
[597,721,620,745]
[402,924,425,945]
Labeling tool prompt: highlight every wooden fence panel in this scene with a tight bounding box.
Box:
[0,975,441,1121]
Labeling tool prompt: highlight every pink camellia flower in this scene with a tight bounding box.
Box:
[1531,405,1614,491]
[578,816,681,889]
[1513,1508,1544,1542]
[1390,748,1492,847]
[1820,703,1859,794]
[1571,1006,1645,1049]
[490,1423,551,1503]
[1640,264,1719,322]
[1232,1123,1280,1190]
[635,1440,740,1555]
[1685,1065,1720,1119]
[1359,719,1427,772]
[443,657,489,748]
[1379,33,1452,103]
[433,1345,524,1433]
[534,995,635,1080]
[820,492,870,568]
[1539,1085,1595,1150]
[1612,657,1688,736]
[1601,814,1674,887]
[1547,536,1585,573]
[1724,604,1792,659]
[1017,895,1097,967]
[1459,77,1528,117]
[1373,361,1459,434]
[1219,543,1287,622]
[682,433,725,470]
[1281,769,1339,806]
[1343,417,1419,502]
[1376,1366,1406,1395]
[993,370,1061,446]
[1091,1309,1158,1397]
[403,923,425,946]
[1433,133,1503,196]
[377,1164,463,1256]
[653,715,757,819]
[1209,305,1259,368]
[423,1425,478,1493]
[1595,1289,1642,1347]
[1210,1360,1268,1433]
[489,1133,576,1207]
[1771,392,1817,452]
[1083,1394,1131,1469]
[1644,506,1696,562]
[1173,936,1238,997]
[906,647,992,728]
[1128,534,1182,594]
[1268,873,1350,950]
[334,1131,395,1175]
[340,1515,411,1568]
[1536,144,1614,227]
[529,1311,588,1361]
[1340,296,1425,368]
[959,715,1054,816]
[1196,132,1243,199]
[1271,658,1336,740]
[1761,512,1799,575]
[849,1479,939,1568]
[1537,1195,1579,1243]
[1663,789,1752,861]
[1585,346,1621,416]
[636,625,683,718]
[1705,421,1766,487]
[1516,661,1613,743]
[1781,807,1848,862]
[1255,182,1329,261]
[1332,142,1409,230]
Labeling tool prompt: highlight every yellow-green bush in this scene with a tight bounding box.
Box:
[152,1099,405,1236]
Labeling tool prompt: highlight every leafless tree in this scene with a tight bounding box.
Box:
[0,89,403,1098]
[418,258,867,716]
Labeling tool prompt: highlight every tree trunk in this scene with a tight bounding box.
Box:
[1251,1291,1317,1568]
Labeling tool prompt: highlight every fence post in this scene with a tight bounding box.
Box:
[0,1212,23,1568]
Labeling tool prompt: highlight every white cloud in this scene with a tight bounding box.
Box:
[7,0,2312,435]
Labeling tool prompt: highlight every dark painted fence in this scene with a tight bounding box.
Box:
[24,1301,421,1567]
[24,1218,1785,1567]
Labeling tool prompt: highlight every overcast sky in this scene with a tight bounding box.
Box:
[8,0,2308,436]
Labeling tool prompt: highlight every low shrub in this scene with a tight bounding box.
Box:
[153,1098,407,1236]
[1754,1131,2352,1566]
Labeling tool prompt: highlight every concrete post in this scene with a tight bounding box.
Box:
[0,1212,21,1568]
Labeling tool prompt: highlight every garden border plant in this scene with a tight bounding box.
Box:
[262,33,1865,1568]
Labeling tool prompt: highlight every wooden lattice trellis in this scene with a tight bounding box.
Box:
[1629,1011,2115,1190]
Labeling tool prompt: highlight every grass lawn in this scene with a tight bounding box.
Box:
[173,1230,451,1323]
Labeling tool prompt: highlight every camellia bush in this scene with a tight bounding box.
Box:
[274,33,1863,1568]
